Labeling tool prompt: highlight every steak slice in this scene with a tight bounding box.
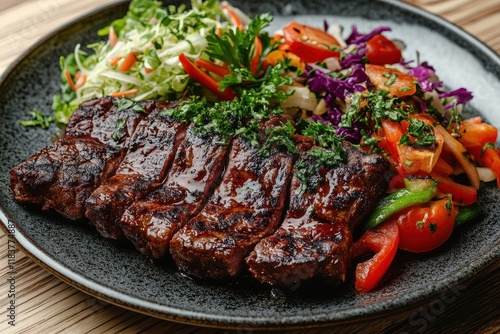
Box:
[170,116,295,279]
[9,97,149,219]
[245,142,394,289]
[85,106,187,239]
[119,124,230,259]
[10,139,122,219]
[63,97,157,147]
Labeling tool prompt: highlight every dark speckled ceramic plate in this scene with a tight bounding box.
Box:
[0,0,499,329]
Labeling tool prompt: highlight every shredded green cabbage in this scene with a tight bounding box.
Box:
[53,0,227,124]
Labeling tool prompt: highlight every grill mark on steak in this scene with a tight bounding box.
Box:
[9,97,150,219]
[119,124,231,259]
[63,97,157,147]
[10,139,122,219]
[245,142,394,289]
[169,116,296,279]
[85,104,186,239]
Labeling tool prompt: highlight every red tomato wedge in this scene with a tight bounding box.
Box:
[282,22,340,63]
[353,220,399,293]
[365,64,417,98]
[396,195,456,253]
[456,117,498,150]
[380,117,443,174]
[366,34,402,65]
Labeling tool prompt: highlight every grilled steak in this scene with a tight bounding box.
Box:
[11,95,396,289]
[10,97,150,219]
[85,105,186,239]
[170,116,295,279]
[119,124,230,259]
[245,142,394,289]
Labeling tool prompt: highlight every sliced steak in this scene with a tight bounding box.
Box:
[85,106,186,239]
[170,116,296,279]
[10,139,122,219]
[119,124,230,259]
[245,142,394,289]
[62,97,157,147]
[10,97,149,219]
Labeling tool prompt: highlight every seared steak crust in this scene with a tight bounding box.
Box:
[9,97,148,219]
[11,96,396,289]
[169,116,295,279]
[245,142,394,288]
[119,124,230,259]
[10,139,122,219]
[85,105,186,239]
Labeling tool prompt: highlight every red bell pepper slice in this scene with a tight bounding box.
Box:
[429,173,477,205]
[178,53,237,101]
[353,219,399,293]
[194,59,232,78]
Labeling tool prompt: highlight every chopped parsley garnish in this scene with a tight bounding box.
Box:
[481,142,495,157]
[384,72,398,86]
[113,98,145,113]
[295,122,348,192]
[445,199,453,216]
[20,109,54,129]
[399,118,436,147]
[259,121,297,157]
[343,90,437,151]
[112,119,126,141]
[428,222,438,233]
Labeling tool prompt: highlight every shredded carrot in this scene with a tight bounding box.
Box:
[110,89,138,97]
[118,53,138,72]
[221,3,244,30]
[65,69,77,91]
[110,57,120,67]
[108,26,118,47]
[75,73,87,90]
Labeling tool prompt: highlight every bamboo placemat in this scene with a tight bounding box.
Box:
[1,1,499,333]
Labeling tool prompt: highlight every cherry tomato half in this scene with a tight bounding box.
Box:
[396,194,456,253]
[282,22,340,63]
[366,34,402,65]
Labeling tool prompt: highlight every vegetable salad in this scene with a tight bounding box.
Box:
[28,0,500,292]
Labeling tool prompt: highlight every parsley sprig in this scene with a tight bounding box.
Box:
[205,13,274,70]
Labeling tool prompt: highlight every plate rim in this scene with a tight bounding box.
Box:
[0,0,499,329]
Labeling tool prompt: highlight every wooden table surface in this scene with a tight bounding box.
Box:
[0,0,499,333]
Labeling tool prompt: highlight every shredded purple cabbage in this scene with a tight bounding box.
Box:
[345,25,392,45]
[439,88,473,110]
[312,107,365,143]
[408,62,443,92]
[340,51,366,68]
[305,65,367,101]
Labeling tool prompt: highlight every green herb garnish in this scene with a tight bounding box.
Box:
[112,119,126,141]
[20,109,54,129]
